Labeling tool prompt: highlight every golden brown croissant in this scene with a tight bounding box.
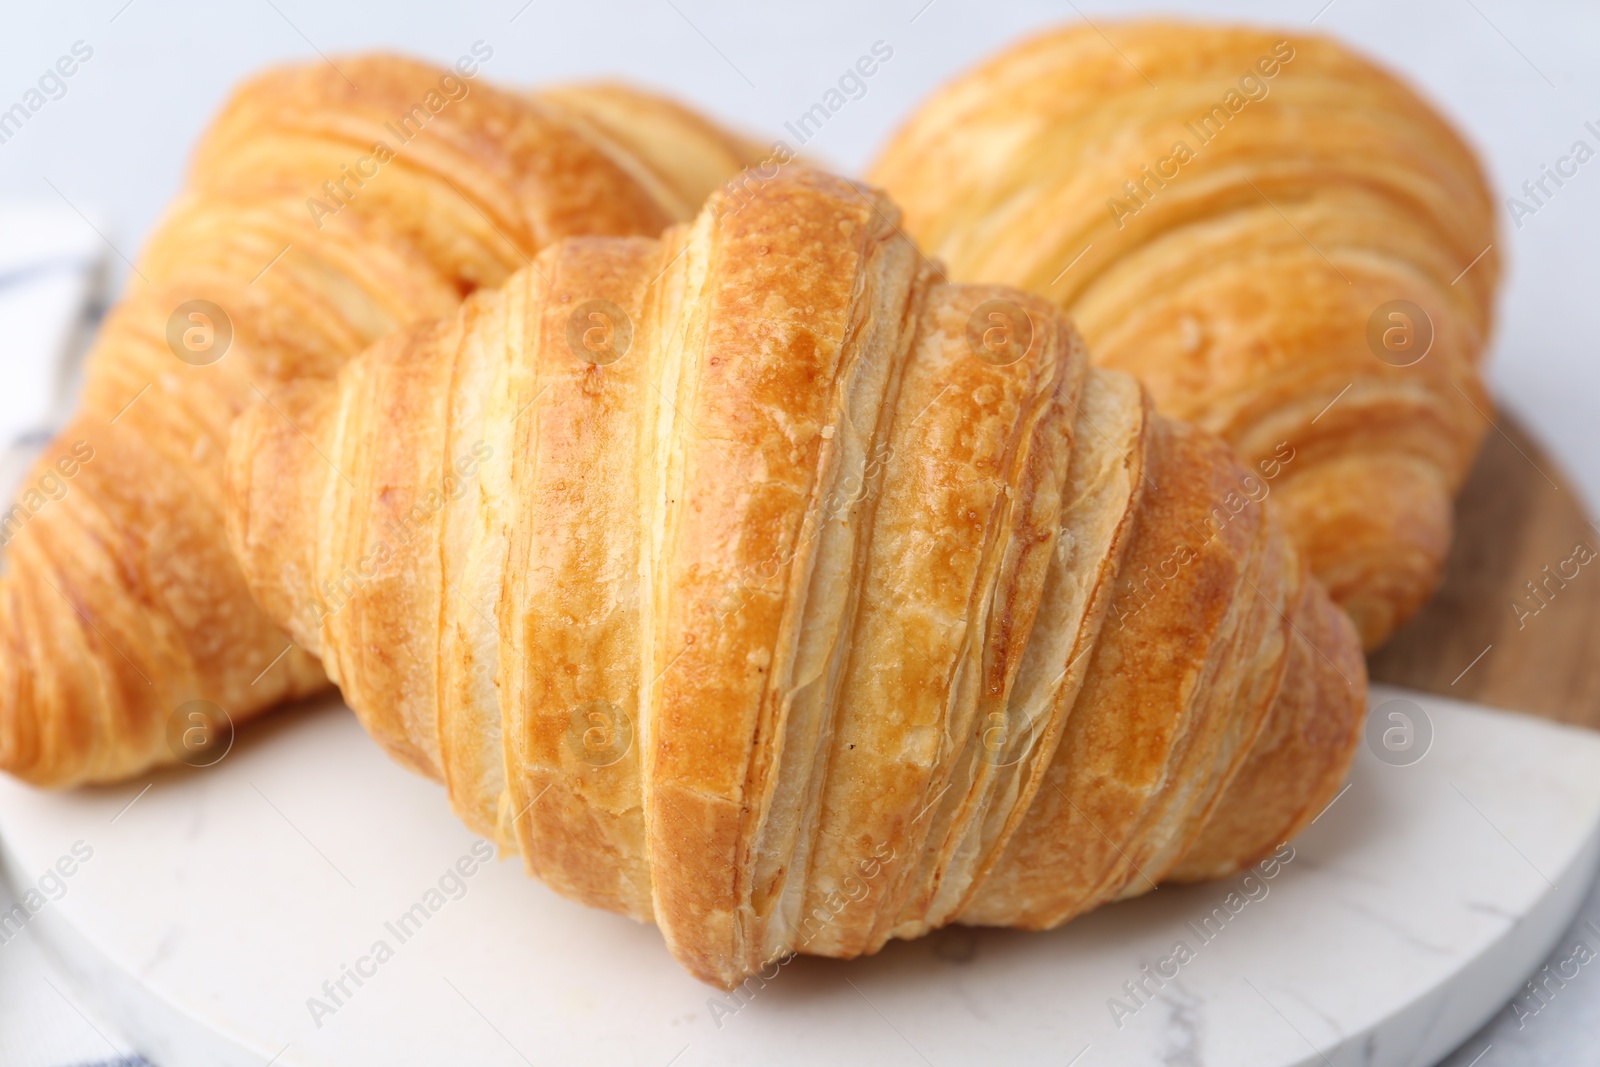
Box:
[868,21,1499,648]
[0,54,760,786]
[226,168,1364,988]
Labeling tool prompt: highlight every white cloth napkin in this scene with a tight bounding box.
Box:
[0,198,140,1067]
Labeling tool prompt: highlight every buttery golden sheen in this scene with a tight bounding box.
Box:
[869,21,1500,648]
[0,55,761,786]
[227,169,1364,988]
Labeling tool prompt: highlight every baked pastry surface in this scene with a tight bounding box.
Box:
[869,21,1499,647]
[229,168,1365,987]
[0,56,759,785]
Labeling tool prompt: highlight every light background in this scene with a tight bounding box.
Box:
[0,2,1597,1064]
[1,0,1597,511]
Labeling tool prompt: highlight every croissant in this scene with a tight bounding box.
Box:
[0,54,760,786]
[226,168,1364,988]
[868,21,1499,648]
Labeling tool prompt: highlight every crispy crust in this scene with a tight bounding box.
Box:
[0,56,757,787]
[868,20,1499,647]
[229,168,1365,988]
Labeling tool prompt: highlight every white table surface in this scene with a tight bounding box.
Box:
[1,2,1597,1065]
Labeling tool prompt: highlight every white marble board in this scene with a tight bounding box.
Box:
[0,683,1596,1067]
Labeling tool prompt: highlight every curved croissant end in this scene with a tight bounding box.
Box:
[227,168,1364,988]
[0,56,758,786]
[868,21,1500,648]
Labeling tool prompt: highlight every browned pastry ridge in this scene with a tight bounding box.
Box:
[0,55,763,787]
[227,168,1365,988]
[869,21,1500,649]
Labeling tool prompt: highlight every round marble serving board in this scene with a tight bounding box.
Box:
[1,683,1599,1067]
